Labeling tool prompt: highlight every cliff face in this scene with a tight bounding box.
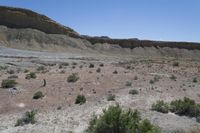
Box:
[0,6,200,52]
[83,36,200,50]
[0,6,79,37]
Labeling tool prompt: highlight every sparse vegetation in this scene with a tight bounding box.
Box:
[170,75,177,81]
[15,110,37,126]
[99,63,104,67]
[36,66,47,73]
[24,69,29,73]
[173,62,179,67]
[129,89,139,95]
[89,63,94,68]
[72,62,77,66]
[152,97,200,120]
[86,105,160,133]
[67,73,79,83]
[107,93,115,101]
[7,69,15,74]
[113,70,118,74]
[26,72,37,79]
[126,81,132,86]
[33,91,44,99]
[8,75,18,79]
[170,97,200,117]
[152,100,169,113]
[193,77,198,83]
[75,94,86,105]
[1,79,17,88]
[96,68,101,73]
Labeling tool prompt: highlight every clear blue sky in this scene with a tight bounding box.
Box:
[0,0,200,42]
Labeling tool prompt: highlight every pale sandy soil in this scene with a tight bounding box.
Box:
[0,46,200,133]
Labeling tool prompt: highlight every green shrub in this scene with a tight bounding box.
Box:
[67,73,79,83]
[193,77,198,83]
[26,72,37,79]
[7,69,15,74]
[170,97,200,117]
[89,64,95,68]
[33,91,44,99]
[149,79,154,84]
[99,63,104,67]
[96,68,101,73]
[24,69,29,73]
[152,100,169,113]
[72,62,77,66]
[152,97,200,118]
[107,93,115,101]
[8,75,18,79]
[1,79,17,88]
[37,66,46,72]
[173,62,179,67]
[113,70,118,74]
[126,81,132,87]
[170,75,177,81]
[86,105,160,133]
[75,94,86,105]
[15,110,37,126]
[129,89,139,95]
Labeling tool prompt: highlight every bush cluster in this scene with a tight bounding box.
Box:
[75,94,86,105]
[1,79,17,88]
[152,97,200,119]
[67,73,79,83]
[152,100,169,113]
[107,93,115,101]
[129,89,139,95]
[33,91,44,99]
[15,110,37,126]
[86,105,160,133]
[26,72,37,79]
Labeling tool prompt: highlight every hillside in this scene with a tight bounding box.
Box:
[0,6,79,37]
[0,6,200,52]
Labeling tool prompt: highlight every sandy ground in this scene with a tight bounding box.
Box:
[0,46,200,133]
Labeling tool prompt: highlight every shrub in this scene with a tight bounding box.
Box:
[24,69,29,73]
[173,62,179,67]
[26,72,37,79]
[75,94,86,105]
[67,73,79,83]
[152,100,169,113]
[152,97,200,118]
[170,75,177,81]
[96,68,101,73]
[107,93,115,101]
[149,79,154,84]
[62,62,69,66]
[1,79,17,88]
[129,89,139,95]
[193,77,198,83]
[72,62,77,66]
[86,105,160,133]
[15,110,37,126]
[36,66,45,72]
[113,70,118,74]
[126,81,132,87]
[8,75,18,79]
[170,97,200,117]
[89,64,94,68]
[99,63,104,67]
[33,91,44,99]
[7,69,15,74]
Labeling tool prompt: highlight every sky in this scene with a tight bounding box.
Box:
[0,0,200,42]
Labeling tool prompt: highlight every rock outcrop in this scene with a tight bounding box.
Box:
[0,6,79,37]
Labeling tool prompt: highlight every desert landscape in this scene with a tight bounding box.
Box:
[0,6,200,133]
